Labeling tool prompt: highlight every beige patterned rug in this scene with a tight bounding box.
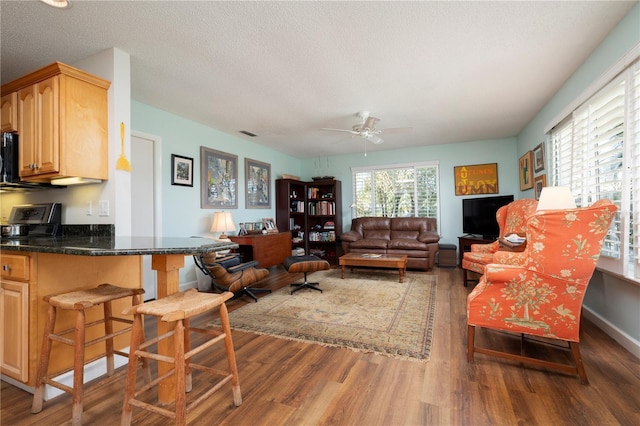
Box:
[209,268,436,361]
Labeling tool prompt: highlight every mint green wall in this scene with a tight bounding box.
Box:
[516,3,640,353]
[132,101,301,238]
[299,137,519,245]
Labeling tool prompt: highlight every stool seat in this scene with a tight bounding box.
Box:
[47,283,144,310]
[283,255,330,294]
[124,289,233,321]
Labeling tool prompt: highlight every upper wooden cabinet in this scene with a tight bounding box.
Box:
[1,62,111,182]
[1,92,18,131]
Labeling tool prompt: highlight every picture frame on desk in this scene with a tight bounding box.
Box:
[262,218,278,233]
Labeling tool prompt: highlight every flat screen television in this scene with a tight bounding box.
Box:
[462,195,514,239]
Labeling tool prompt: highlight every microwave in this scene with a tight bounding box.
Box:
[1,132,19,183]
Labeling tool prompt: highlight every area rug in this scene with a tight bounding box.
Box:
[208,268,436,361]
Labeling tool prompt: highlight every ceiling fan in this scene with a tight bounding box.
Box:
[321,111,412,145]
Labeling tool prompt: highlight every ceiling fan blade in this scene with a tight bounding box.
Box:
[379,127,413,134]
[321,127,358,134]
[362,116,380,130]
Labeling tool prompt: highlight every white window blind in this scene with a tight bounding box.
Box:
[549,59,640,281]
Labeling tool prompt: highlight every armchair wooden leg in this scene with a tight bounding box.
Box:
[570,341,589,385]
[463,269,468,287]
[467,325,475,362]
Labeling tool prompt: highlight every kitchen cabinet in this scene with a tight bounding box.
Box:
[2,62,110,182]
[1,92,17,131]
[0,254,31,382]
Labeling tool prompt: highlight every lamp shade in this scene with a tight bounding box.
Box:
[536,186,577,211]
[211,211,236,239]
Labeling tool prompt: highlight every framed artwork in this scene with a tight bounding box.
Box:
[171,154,193,187]
[453,163,498,196]
[245,158,271,209]
[533,142,545,173]
[534,174,547,200]
[200,147,238,209]
[519,151,534,191]
[262,218,278,233]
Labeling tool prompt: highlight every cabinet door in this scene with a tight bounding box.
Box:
[17,85,37,177]
[1,92,17,132]
[0,280,29,382]
[36,76,60,175]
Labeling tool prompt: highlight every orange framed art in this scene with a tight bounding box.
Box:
[519,151,534,191]
[454,163,498,196]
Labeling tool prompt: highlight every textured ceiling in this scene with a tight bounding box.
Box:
[1,1,636,158]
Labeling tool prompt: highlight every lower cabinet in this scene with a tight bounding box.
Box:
[1,254,30,382]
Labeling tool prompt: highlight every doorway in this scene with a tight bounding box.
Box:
[131,131,162,301]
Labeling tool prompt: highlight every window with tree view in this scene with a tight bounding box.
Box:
[352,162,439,223]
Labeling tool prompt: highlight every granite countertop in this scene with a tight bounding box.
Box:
[0,236,238,256]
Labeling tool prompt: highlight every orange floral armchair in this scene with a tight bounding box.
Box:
[467,199,617,383]
[462,198,538,286]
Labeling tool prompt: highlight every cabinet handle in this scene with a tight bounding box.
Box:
[2,265,10,272]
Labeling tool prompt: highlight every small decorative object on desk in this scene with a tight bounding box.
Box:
[504,234,526,244]
[262,218,278,233]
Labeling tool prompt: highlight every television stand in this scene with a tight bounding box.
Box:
[458,235,495,266]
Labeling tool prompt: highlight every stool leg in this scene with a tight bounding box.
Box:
[184,317,192,393]
[32,304,57,414]
[71,309,87,426]
[174,319,187,426]
[219,302,242,406]
[121,312,143,426]
[130,292,151,384]
[104,301,115,376]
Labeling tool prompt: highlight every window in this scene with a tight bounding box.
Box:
[548,59,639,281]
[351,162,439,224]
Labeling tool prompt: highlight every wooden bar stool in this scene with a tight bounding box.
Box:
[31,284,147,426]
[121,289,242,426]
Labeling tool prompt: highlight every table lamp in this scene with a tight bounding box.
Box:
[536,186,577,211]
[211,211,236,240]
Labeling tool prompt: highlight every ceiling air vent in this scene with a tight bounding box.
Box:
[239,130,258,137]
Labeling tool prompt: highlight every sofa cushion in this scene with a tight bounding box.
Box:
[388,239,428,251]
[349,239,390,250]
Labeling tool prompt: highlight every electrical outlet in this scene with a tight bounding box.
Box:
[86,202,92,216]
[99,200,109,216]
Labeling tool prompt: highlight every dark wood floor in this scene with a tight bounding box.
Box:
[2,266,639,425]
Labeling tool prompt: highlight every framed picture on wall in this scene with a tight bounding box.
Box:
[171,154,193,187]
[245,158,271,209]
[519,151,534,191]
[533,142,545,173]
[534,174,547,200]
[200,147,238,209]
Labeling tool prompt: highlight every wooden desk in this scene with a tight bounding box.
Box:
[229,232,292,267]
[458,235,495,266]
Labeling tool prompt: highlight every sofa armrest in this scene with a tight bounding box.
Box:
[417,231,440,244]
[340,230,363,242]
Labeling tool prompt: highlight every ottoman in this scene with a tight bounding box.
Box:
[283,255,331,294]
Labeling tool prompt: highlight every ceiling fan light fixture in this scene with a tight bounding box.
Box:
[39,0,72,8]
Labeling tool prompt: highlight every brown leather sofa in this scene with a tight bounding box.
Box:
[340,217,440,271]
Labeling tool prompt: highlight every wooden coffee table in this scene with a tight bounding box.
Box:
[339,253,408,283]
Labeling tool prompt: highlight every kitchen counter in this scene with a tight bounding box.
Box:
[0,236,238,401]
[0,236,237,256]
